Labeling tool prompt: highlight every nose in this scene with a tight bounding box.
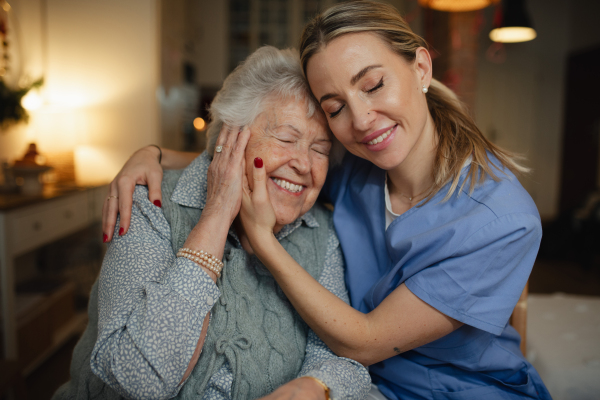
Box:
[289,147,311,175]
[350,100,375,132]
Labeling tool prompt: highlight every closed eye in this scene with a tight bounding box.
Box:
[312,147,331,156]
[367,78,384,93]
[329,105,345,119]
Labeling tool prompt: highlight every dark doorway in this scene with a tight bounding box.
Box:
[559,45,600,213]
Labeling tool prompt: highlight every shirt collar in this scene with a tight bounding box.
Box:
[170,152,319,241]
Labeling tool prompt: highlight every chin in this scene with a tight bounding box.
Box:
[274,212,300,228]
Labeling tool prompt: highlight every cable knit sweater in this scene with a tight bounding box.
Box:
[53,152,370,400]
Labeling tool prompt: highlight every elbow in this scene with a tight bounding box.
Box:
[91,348,179,400]
[328,319,381,366]
[331,343,380,367]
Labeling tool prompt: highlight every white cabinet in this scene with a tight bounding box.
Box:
[0,185,107,368]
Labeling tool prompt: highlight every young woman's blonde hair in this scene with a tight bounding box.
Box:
[299,0,528,201]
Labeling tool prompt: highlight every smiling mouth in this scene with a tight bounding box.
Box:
[271,178,305,193]
[366,125,395,145]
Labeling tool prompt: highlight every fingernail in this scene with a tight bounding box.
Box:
[103,234,108,243]
[254,157,263,168]
[119,227,124,236]
[153,199,162,208]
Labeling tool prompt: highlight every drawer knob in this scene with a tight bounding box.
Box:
[33,221,42,231]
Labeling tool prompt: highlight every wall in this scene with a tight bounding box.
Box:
[474,0,600,221]
[0,0,159,185]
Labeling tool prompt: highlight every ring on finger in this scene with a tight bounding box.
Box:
[107,195,119,201]
[215,145,223,153]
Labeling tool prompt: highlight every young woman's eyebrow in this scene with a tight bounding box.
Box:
[350,64,382,85]
[318,64,383,104]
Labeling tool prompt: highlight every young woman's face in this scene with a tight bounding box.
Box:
[306,32,433,171]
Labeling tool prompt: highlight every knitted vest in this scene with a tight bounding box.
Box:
[52,170,332,400]
[164,169,330,400]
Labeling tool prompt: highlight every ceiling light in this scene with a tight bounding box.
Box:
[489,0,536,43]
[418,0,499,12]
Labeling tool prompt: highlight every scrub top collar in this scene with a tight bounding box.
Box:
[384,156,472,229]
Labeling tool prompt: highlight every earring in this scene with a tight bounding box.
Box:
[422,85,428,94]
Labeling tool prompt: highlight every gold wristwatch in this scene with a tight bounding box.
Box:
[304,376,331,400]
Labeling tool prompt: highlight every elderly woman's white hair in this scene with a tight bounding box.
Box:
[205,46,344,164]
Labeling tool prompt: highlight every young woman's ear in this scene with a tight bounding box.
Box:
[414,47,433,89]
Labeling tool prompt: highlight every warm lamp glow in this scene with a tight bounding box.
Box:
[21,90,44,110]
[418,0,499,12]
[193,117,206,131]
[489,27,536,43]
[74,145,119,185]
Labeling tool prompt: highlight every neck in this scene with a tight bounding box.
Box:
[387,113,437,200]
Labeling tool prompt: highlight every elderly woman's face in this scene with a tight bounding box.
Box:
[245,96,331,231]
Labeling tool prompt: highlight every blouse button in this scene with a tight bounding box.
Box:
[206,297,214,306]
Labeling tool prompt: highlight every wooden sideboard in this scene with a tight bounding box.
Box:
[0,184,107,373]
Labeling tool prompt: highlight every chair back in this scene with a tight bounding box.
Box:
[509,281,529,355]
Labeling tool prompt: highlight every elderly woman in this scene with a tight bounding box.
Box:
[53,46,370,400]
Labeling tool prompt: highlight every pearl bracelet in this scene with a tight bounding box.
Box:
[177,248,224,278]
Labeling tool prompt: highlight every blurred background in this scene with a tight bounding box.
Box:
[0,0,599,399]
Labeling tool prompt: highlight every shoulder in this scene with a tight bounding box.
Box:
[397,164,542,259]
[130,185,171,238]
[463,162,540,221]
[445,168,542,257]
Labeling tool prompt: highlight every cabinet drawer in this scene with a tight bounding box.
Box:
[9,194,90,256]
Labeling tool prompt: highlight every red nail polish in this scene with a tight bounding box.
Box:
[103,234,108,243]
[119,227,124,236]
[153,199,162,208]
[254,157,263,168]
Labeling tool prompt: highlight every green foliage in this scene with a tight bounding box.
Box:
[0,78,43,131]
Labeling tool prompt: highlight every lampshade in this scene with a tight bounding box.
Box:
[418,0,499,12]
[489,0,537,43]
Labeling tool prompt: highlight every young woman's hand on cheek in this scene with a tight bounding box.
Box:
[240,157,277,250]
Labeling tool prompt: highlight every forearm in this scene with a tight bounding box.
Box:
[254,235,374,364]
[298,241,371,399]
[255,233,462,366]
[92,188,222,398]
[92,249,218,399]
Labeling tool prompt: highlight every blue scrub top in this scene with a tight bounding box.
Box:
[323,153,552,400]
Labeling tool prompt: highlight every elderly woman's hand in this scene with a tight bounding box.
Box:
[203,124,252,225]
[240,157,278,248]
